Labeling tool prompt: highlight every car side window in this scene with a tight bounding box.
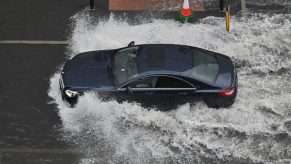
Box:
[155,76,193,88]
[127,76,158,88]
[126,76,193,88]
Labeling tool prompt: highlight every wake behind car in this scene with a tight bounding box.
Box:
[60,42,238,108]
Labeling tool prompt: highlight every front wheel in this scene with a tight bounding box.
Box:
[203,88,237,109]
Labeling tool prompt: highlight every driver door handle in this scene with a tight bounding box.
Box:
[179,92,187,95]
[146,92,154,95]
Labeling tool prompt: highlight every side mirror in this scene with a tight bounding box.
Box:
[128,41,135,47]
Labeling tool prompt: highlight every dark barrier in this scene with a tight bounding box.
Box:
[90,0,94,9]
[220,0,224,11]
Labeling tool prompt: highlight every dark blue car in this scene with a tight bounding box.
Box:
[60,42,237,108]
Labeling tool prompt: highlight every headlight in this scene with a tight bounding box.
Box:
[65,89,79,98]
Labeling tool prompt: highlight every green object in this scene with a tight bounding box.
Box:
[178,9,197,23]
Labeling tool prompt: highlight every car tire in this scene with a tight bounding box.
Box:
[203,88,237,109]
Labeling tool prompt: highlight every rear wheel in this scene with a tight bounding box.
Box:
[203,88,237,108]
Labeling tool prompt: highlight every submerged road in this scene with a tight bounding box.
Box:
[0,0,289,163]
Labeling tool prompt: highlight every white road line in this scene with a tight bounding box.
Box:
[0,40,68,45]
[0,148,79,154]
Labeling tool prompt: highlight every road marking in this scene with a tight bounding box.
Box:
[0,148,79,154]
[0,40,68,45]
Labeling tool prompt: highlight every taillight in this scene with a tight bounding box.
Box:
[219,88,235,97]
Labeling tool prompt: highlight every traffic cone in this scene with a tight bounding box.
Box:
[178,0,193,23]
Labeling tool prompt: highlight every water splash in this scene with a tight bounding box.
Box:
[49,11,291,163]
[247,0,291,7]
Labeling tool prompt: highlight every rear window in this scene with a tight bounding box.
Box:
[190,49,219,83]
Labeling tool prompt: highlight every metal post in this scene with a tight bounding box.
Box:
[90,0,94,10]
[220,0,224,11]
[241,0,246,15]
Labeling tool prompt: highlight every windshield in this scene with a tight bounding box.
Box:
[113,46,139,84]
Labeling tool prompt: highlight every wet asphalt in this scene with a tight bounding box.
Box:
[0,0,287,163]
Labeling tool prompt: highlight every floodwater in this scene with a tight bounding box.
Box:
[48,1,291,164]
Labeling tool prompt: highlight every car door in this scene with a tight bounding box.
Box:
[115,76,158,106]
[115,75,196,109]
[150,75,197,107]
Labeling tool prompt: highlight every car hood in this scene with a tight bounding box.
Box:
[62,51,114,88]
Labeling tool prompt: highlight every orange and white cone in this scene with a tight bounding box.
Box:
[179,0,193,23]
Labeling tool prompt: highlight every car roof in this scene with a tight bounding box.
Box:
[115,44,234,87]
[137,44,194,75]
